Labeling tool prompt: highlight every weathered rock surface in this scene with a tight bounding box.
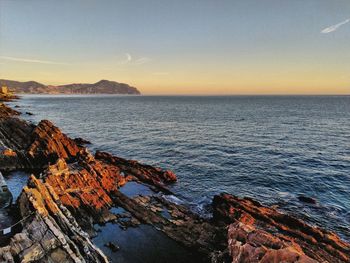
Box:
[227,222,317,263]
[212,193,350,262]
[0,103,35,171]
[28,120,80,167]
[0,103,20,117]
[0,175,109,262]
[43,152,126,232]
[95,151,177,194]
[0,104,81,170]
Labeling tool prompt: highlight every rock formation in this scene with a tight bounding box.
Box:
[95,151,177,194]
[212,193,350,262]
[0,174,109,262]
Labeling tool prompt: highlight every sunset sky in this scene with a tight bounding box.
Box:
[0,0,349,95]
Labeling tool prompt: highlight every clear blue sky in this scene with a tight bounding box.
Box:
[0,0,349,94]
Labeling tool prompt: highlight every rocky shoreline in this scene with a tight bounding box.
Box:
[0,94,349,262]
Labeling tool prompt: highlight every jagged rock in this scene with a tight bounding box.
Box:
[95,151,177,193]
[212,193,350,262]
[0,105,34,171]
[0,175,109,263]
[227,222,317,263]
[28,120,80,166]
[0,114,81,171]
[0,103,20,117]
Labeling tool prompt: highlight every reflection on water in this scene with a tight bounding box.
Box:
[3,171,29,201]
[93,206,200,263]
[119,182,155,197]
[0,171,30,245]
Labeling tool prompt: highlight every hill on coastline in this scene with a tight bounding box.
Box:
[0,79,141,95]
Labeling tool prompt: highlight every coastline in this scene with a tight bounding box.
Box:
[0,94,349,262]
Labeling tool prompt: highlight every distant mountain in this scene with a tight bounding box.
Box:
[0,79,141,95]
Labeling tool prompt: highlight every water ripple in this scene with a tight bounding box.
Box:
[10,95,350,241]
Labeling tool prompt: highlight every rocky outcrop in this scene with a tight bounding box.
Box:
[0,104,35,171]
[95,151,177,194]
[27,120,80,167]
[227,222,317,263]
[0,93,18,103]
[0,175,108,262]
[43,151,127,232]
[212,193,350,262]
[0,103,20,117]
[0,112,82,171]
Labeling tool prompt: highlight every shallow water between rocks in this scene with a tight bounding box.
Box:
[93,182,202,263]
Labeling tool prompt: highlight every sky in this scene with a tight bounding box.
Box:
[0,0,349,95]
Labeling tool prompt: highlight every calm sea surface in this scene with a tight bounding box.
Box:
[8,95,350,240]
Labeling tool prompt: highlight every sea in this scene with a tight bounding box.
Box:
[5,95,350,256]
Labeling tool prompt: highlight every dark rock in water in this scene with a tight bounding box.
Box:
[74,137,91,145]
[104,241,120,252]
[14,105,20,108]
[298,195,317,204]
[25,112,33,116]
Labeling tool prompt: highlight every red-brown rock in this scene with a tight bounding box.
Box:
[213,193,350,262]
[28,120,80,166]
[95,151,177,193]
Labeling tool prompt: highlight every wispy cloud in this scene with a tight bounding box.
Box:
[0,55,68,65]
[321,18,350,34]
[117,53,150,65]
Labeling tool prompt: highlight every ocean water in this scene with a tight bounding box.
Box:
[8,95,350,241]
